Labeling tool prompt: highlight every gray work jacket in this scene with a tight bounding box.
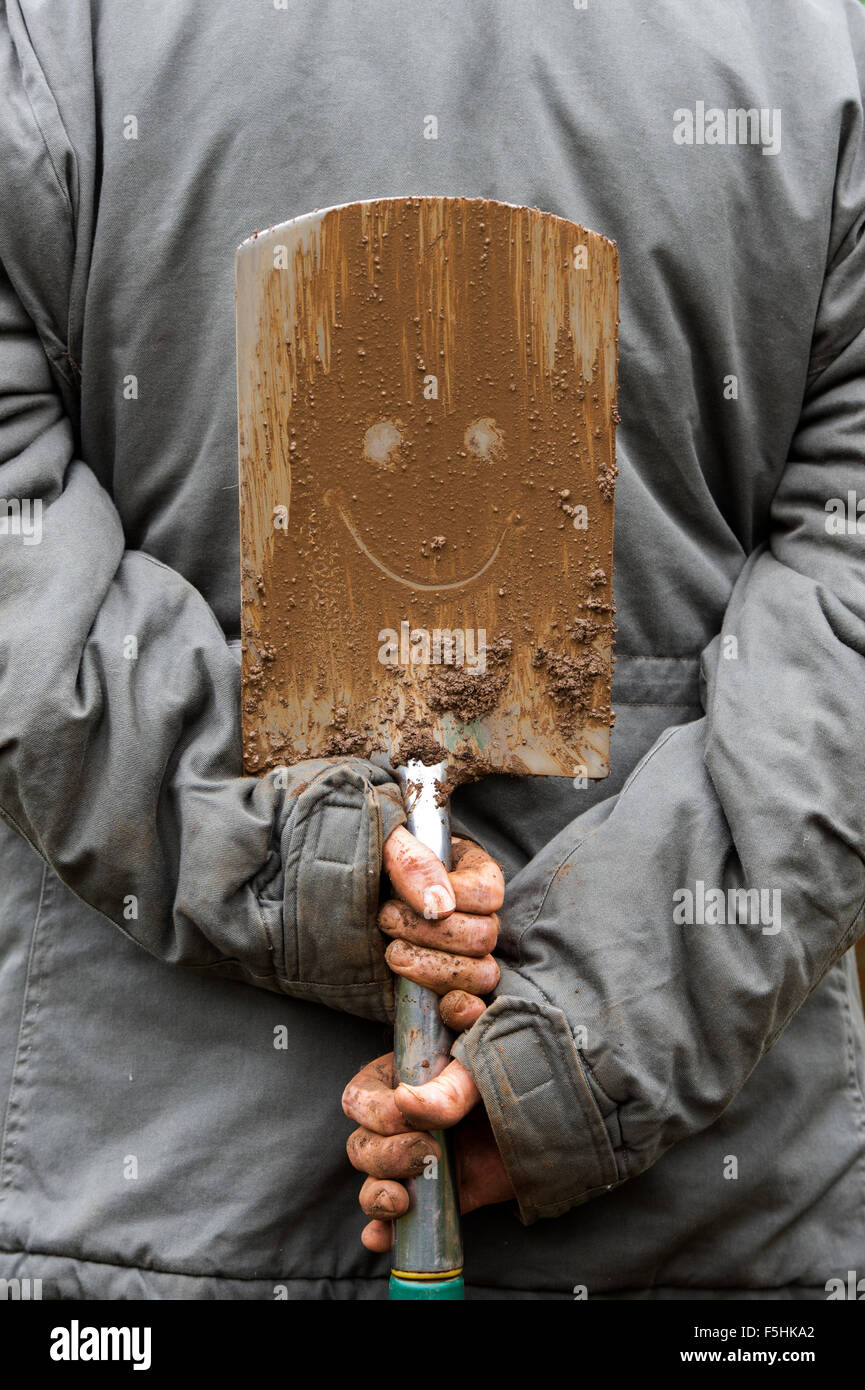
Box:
[0,0,864,1298]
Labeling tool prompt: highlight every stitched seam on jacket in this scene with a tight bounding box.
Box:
[465,1004,618,1217]
[500,972,629,1169]
[6,7,74,221]
[306,783,379,985]
[764,897,865,1052]
[307,779,345,985]
[613,699,701,708]
[0,862,49,1193]
[6,1,78,373]
[0,1248,835,1296]
[288,767,382,987]
[367,788,383,981]
[839,956,865,1228]
[547,1012,619,1194]
[0,1247,836,1295]
[0,1242,389,1285]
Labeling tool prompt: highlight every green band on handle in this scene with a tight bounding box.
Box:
[389,1273,465,1301]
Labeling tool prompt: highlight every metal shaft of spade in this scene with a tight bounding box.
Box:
[388,760,464,1301]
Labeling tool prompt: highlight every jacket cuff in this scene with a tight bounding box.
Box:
[256,760,405,1022]
[451,994,619,1222]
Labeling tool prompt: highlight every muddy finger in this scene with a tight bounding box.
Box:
[342,1052,410,1135]
[440,989,487,1032]
[385,939,500,997]
[449,839,505,914]
[346,1126,441,1180]
[359,1176,411,1220]
[383,826,456,919]
[361,1219,395,1253]
[379,899,498,957]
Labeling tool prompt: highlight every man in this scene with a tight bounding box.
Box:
[1,0,864,1299]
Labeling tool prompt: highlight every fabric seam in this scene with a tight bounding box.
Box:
[0,861,49,1192]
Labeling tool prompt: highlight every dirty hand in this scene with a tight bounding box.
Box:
[380,828,504,1031]
[344,829,510,1251]
[343,1050,516,1251]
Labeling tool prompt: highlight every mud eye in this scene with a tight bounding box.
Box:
[363,419,404,470]
[464,417,504,460]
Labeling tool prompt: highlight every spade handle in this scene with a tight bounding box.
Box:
[388,761,464,1301]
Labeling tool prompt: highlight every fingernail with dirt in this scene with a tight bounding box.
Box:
[370,1187,397,1216]
[423,885,455,919]
[404,1133,437,1175]
[385,940,410,969]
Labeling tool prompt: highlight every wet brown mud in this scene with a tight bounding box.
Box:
[236,197,618,783]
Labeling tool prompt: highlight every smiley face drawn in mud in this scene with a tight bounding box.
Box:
[241,198,615,605]
[237,196,618,778]
[293,331,538,596]
[328,416,516,591]
[243,197,615,605]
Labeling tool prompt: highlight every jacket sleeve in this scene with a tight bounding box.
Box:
[453,34,865,1220]
[0,17,404,1024]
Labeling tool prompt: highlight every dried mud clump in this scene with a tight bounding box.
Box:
[423,637,513,724]
[433,747,506,803]
[245,735,294,775]
[596,461,618,501]
[567,615,612,645]
[531,646,607,723]
[322,705,376,758]
[396,720,447,766]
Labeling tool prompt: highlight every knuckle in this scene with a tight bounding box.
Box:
[400,1134,433,1176]
[440,990,477,1029]
[402,845,438,880]
[481,866,505,902]
[474,917,498,953]
[346,1128,367,1164]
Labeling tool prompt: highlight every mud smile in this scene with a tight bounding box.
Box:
[329,495,514,591]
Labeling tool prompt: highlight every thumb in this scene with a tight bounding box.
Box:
[383,825,456,920]
[394,1059,479,1129]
